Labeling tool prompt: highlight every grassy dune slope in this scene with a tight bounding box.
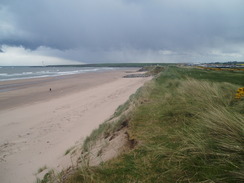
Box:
[40,66,244,183]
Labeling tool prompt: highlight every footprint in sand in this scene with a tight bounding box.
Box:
[0,142,15,162]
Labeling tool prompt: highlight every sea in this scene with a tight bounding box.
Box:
[0,66,117,81]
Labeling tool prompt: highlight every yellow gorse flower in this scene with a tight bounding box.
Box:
[235,87,244,99]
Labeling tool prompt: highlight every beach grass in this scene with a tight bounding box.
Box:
[41,66,244,183]
[64,146,76,156]
[37,166,48,174]
[36,169,56,183]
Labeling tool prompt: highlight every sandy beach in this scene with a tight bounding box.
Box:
[0,69,151,183]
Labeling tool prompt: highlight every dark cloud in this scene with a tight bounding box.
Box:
[0,0,244,64]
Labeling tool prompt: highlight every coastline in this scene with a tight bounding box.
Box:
[0,69,132,111]
[0,69,151,183]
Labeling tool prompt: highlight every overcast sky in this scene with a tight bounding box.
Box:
[0,0,244,66]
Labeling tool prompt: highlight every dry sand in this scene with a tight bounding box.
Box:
[0,69,151,183]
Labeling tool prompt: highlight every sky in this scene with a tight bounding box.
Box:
[0,0,244,66]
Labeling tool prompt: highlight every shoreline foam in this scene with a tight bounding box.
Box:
[0,66,117,82]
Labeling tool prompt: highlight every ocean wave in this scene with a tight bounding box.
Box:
[22,72,33,74]
[0,67,117,81]
[0,73,8,76]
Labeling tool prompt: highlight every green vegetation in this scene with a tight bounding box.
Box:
[178,67,244,85]
[36,169,56,183]
[65,146,76,156]
[37,166,48,174]
[42,66,244,183]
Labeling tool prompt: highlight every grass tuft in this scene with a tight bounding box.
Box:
[37,166,48,174]
[65,146,75,156]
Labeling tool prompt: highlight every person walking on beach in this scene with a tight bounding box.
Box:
[50,88,52,92]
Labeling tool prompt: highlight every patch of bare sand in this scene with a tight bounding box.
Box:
[0,69,151,183]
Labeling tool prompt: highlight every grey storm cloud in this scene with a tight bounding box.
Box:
[0,0,244,64]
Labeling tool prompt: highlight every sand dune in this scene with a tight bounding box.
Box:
[0,69,151,183]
